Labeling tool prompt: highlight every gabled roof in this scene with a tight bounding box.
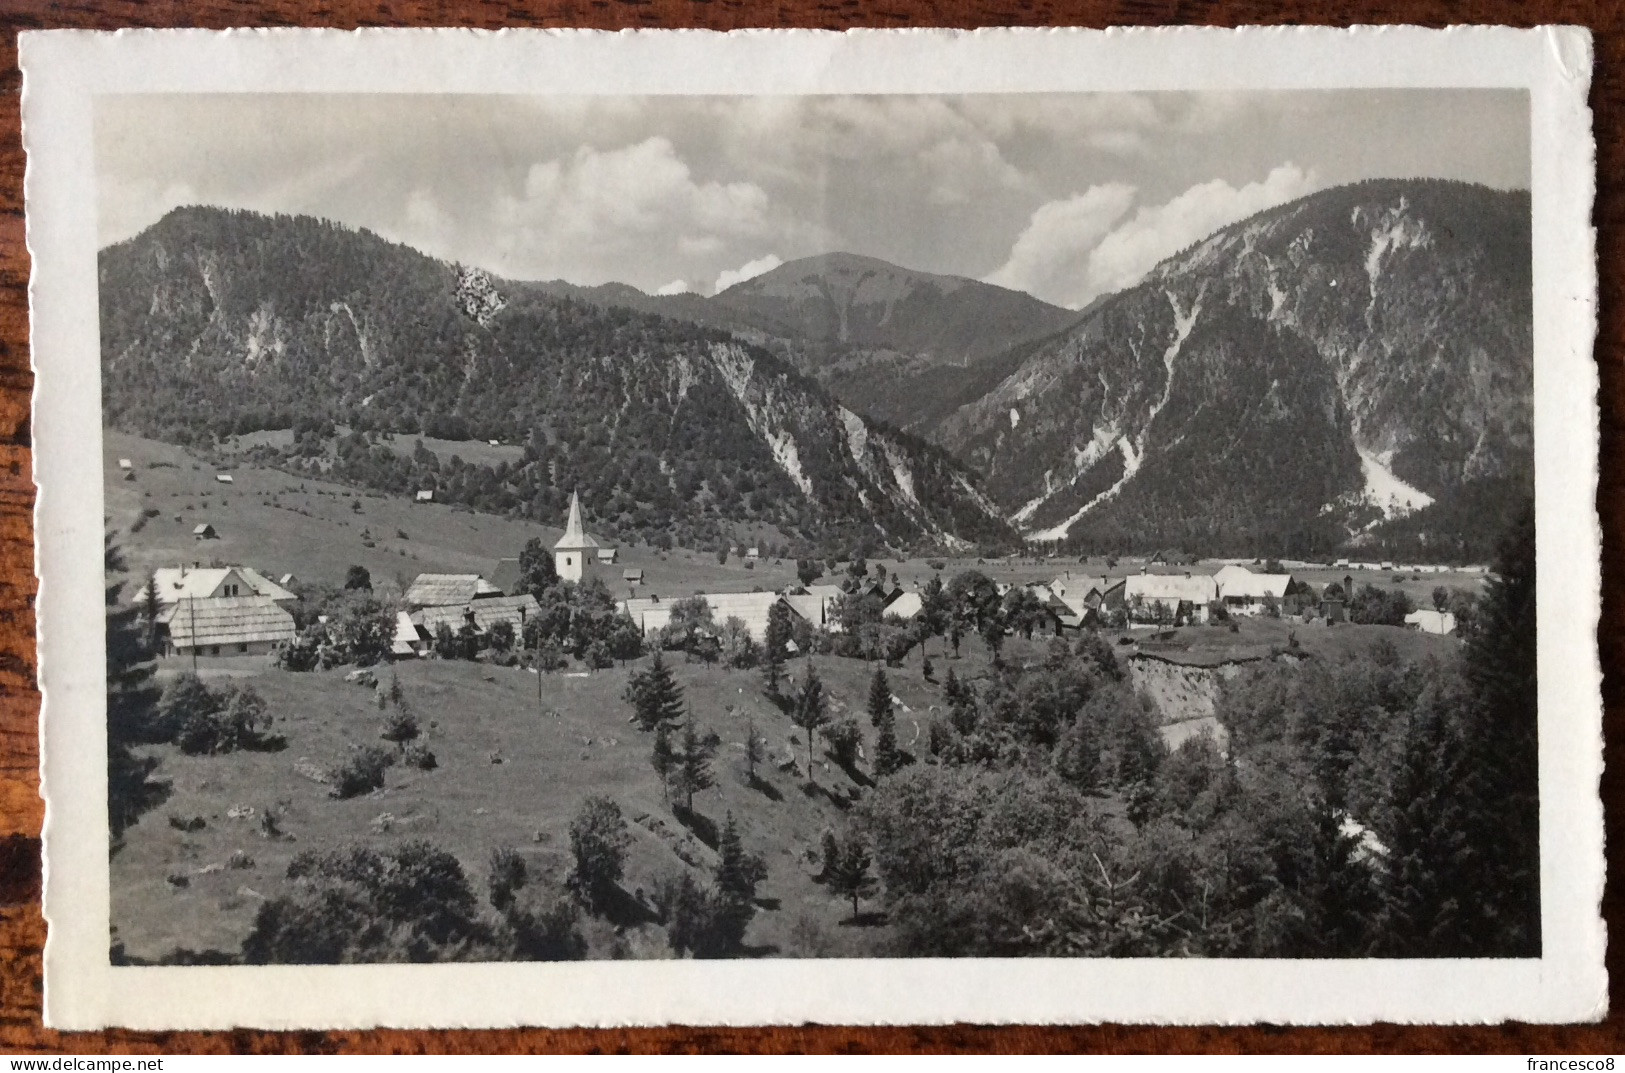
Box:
[1215,564,1295,601]
[1125,573,1218,604]
[622,567,644,581]
[620,592,787,641]
[405,573,501,608]
[783,593,826,624]
[393,610,425,655]
[488,558,522,597]
[193,523,215,535]
[416,594,540,634]
[168,596,297,649]
[883,591,923,620]
[152,565,295,609]
[553,491,599,551]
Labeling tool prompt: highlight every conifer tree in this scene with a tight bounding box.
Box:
[715,812,768,904]
[625,649,685,731]
[106,534,163,842]
[743,711,767,785]
[670,716,721,812]
[790,667,830,785]
[866,667,892,728]
[650,722,676,804]
[826,833,877,921]
[874,706,902,777]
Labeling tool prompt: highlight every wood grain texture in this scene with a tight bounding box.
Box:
[0,0,1618,1053]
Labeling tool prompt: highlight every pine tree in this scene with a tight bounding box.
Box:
[670,716,721,812]
[715,812,767,903]
[625,649,684,731]
[826,833,877,921]
[874,706,902,777]
[106,534,163,842]
[764,600,792,667]
[866,667,892,728]
[761,637,783,698]
[1381,691,1470,955]
[650,723,676,804]
[1456,502,1540,955]
[790,667,830,785]
[743,711,767,785]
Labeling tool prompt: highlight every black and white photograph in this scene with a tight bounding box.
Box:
[23,26,1602,1028]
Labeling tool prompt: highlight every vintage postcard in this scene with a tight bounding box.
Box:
[21,26,1602,1028]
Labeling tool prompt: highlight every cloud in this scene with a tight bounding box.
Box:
[988,164,1319,308]
[984,184,1137,303]
[654,280,691,296]
[1081,164,1318,302]
[493,137,785,282]
[713,254,783,294]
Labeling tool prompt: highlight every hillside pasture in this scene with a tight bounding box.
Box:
[105,431,802,598]
[114,646,972,964]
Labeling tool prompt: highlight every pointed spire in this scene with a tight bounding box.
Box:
[553,489,599,550]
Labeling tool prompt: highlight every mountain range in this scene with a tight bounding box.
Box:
[98,178,1533,559]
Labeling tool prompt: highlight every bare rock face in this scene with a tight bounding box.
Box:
[97,207,1015,554]
[936,180,1532,560]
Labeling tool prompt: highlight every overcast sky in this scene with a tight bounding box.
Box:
[95,90,1527,310]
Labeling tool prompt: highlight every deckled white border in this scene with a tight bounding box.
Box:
[21,25,1602,1030]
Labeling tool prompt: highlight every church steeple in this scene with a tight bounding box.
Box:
[552,491,598,583]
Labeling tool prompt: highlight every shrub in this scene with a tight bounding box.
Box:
[243,841,487,963]
[401,743,438,771]
[381,708,419,744]
[330,746,393,798]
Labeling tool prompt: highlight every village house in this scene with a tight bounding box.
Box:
[596,547,618,565]
[622,567,644,586]
[215,473,233,484]
[882,590,923,621]
[1124,572,1218,625]
[618,591,793,644]
[783,583,843,630]
[192,523,217,540]
[164,594,297,658]
[403,573,503,610]
[414,489,435,503]
[152,565,298,612]
[415,594,542,638]
[1214,564,1306,616]
[392,610,427,658]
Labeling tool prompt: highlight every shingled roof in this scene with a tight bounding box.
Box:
[405,573,501,608]
[167,595,297,649]
[415,594,541,634]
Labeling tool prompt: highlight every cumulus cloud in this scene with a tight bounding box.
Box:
[493,137,784,282]
[1082,164,1318,301]
[713,254,783,294]
[654,280,691,296]
[984,184,1136,302]
[988,164,1319,308]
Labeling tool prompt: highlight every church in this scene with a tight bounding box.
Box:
[552,491,603,583]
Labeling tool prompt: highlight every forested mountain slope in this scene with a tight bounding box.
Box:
[98,208,1015,554]
[533,252,1082,436]
[936,180,1532,560]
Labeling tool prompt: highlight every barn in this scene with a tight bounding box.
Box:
[192,523,217,540]
[165,595,297,657]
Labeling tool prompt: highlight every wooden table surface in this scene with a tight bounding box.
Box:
[0,0,1619,1054]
